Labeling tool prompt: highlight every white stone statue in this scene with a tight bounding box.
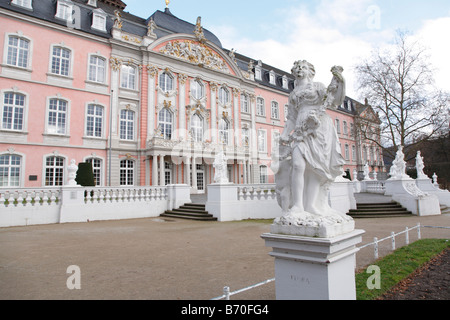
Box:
[67,159,78,186]
[389,145,409,180]
[272,60,353,236]
[416,151,428,179]
[213,150,229,184]
[363,163,371,180]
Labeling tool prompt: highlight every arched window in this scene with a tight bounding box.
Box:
[218,118,229,145]
[271,101,279,119]
[0,154,21,187]
[86,104,104,138]
[120,65,137,89]
[191,114,203,142]
[191,80,204,100]
[86,158,102,186]
[159,108,173,140]
[159,72,174,93]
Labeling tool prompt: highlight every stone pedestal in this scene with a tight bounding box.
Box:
[261,229,364,300]
[205,183,238,221]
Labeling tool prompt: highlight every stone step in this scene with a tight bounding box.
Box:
[348,201,412,218]
[160,203,217,221]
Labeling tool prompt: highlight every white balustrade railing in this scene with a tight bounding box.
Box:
[0,188,61,207]
[237,184,277,201]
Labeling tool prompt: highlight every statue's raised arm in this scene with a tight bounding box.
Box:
[323,66,345,110]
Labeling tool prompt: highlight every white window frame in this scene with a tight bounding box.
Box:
[269,70,276,85]
[5,34,31,69]
[49,44,72,77]
[1,91,26,132]
[119,109,135,141]
[55,0,74,22]
[343,121,348,136]
[191,80,204,100]
[241,94,249,113]
[87,54,106,83]
[258,129,267,153]
[271,101,279,119]
[218,87,230,105]
[91,8,107,32]
[119,159,134,186]
[159,72,174,93]
[158,108,173,140]
[85,157,103,186]
[120,64,137,90]
[44,155,65,186]
[256,97,265,116]
[335,119,340,134]
[11,0,33,10]
[46,97,69,136]
[0,153,22,187]
[218,118,230,145]
[85,103,104,138]
[284,104,288,121]
[259,165,268,184]
[352,145,356,162]
[190,113,203,142]
[345,144,350,160]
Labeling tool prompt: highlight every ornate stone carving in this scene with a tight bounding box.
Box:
[110,57,122,71]
[159,40,231,74]
[194,16,206,43]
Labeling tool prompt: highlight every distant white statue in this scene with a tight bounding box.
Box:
[416,151,428,179]
[274,60,352,228]
[389,145,408,180]
[363,163,371,180]
[213,150,229,184]
[67,159,78,186]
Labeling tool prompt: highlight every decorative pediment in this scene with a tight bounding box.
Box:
[186,104,210,120]
[159,40,231,74]
[359,105,381,124]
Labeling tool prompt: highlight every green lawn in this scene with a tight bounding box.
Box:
[356,239,449,300]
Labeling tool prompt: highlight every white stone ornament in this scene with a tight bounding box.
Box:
[272,60,354,238]
[66,159,78,186]
[213,150,229,184]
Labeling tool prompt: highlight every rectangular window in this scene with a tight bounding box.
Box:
[0,155,21,187]
[88,56,106,83]
[120,160,134,186]
[51,47,71,76]
[260,166,268,184]
[56,2,73,21]
[120,109,134,140]
[48,99,67,134]
[121,65,136,90]
[11,0,32,9]
[7,36,29,68]
[258,130,266,153]
[256,98,265,116]
[86,104,103,137]
[2,93,24,131]
[92,13,106,31]
[86,158,101,186]
[45,156,64,186]
[271,101,279,119]
[241,94,249,113]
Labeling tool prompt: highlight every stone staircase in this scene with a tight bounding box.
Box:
[160,203,217,221]
[347,202,413,218]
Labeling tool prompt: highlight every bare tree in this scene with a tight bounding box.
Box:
[355,30,449,160]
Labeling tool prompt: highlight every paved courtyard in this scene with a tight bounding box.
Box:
[1,195,449,300]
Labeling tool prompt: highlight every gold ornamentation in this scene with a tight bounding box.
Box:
[110,57,122,71]
[159,40,231,74]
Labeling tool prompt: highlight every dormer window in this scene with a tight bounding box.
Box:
[269,70,276,85]
[92,8,107,32]
[87,0,97,6]
[282,75,288,89]
[55,0,74,22]
[11,0,33,10]
[255,60,262,81]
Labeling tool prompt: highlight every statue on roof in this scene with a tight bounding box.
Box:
[147,17,157,37]
[113,10,123,29]
[194,16,206,43]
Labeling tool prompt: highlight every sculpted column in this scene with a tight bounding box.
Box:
[152,155,158,186]
[178,74,187,140]
[147,65,157,141]
[159,154,165,186]
[210,82,218,144]
[249,94,257,184]
[232,88,240,146]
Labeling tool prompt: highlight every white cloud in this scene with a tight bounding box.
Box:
[414,16,450,93]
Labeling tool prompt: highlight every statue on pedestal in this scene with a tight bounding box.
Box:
[272,60,353,234]
[389,145,409,180]
[416,151,428,179]
[213,150,229,184]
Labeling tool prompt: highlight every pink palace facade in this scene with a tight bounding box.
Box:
[0,0,384,193]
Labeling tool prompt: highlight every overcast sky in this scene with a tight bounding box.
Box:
[124,0,450,99]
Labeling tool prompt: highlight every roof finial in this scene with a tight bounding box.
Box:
[165,0,170,8]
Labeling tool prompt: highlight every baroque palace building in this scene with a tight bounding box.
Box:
[0,0,384,192]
